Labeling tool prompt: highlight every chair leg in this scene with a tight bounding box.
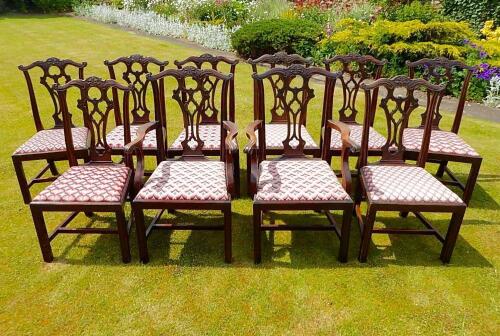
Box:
[116,209,131,263]
[233,148,240,197]
[436,160,448,178]
[253,206,262,264]
[399,211,409,218]
[440,208,465,263]
[13,156,31,204]
[462,158,481,205]
[338,208,352,263]
[246,152,251,197]
[47,160,59,176]
[224,207,232,263]
[133,206,149,263]
[358,206,376,263]
[30,207,53,262]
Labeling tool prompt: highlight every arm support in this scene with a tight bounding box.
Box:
[223,120,238,196]
[326,120,357,193]
[244,120,262,197]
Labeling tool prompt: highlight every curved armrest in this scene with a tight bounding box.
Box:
[222,120,239,197]
[243,120,262,154]
[326,120,355,193]
[124,121,158,194]
[244,120,263,197]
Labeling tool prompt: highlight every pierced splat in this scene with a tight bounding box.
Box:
[175,54,238,123]
[105,55,168,125]
[147,67,233,158]
[55,77,132,164]
[249,52,313,123]
[253,65,339,157]
[360,76,445,165]
[324,54,385,123]
[406,57,474,131]
[18,58,87,130]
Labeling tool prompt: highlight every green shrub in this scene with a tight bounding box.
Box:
[231,18,322,58]
[151,1,177,17]
[32,0,73,12]
[442,0,500,31]
[250,0,291,21]
[382,1,446,23]
[188,0,249,28]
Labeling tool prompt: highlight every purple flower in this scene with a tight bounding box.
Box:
[474,63,500,81]
[479,51,488,59]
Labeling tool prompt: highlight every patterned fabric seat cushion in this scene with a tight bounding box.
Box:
[255,159,351,202]
[135,160,229,201]
[13,127,88,155]
[330,124,386,150]
[106,125,158,150]
[170,124,236,151]
[259,124,318,150]
[403,128,480,157]
[361,165,463,204]
[33,165,130,203]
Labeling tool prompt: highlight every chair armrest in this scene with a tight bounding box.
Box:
[222,120,239,197]
[244,120,262,196]
[124,121,158,194]
[326,120,354,193]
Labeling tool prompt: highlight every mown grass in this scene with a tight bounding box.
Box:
[0,15,498,335]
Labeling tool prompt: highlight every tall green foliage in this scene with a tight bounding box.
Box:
[442,0,500,31]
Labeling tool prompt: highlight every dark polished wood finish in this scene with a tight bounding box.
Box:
[14,58,88,204]
[104,54,168,159]
[322,54,386,165]
[406,57,481,205]
[356,75,467,263]
[245,64,354,263]
[30,77,139,263]
[132,67,237,263]
[172,54,240,196]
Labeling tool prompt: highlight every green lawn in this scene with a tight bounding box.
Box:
[0,15,499,335]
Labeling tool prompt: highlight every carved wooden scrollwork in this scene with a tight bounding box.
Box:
[324,54,386,123]
[55,77,132,164]
[147,67,233,157]
[406,57,474,130]
[18,57,87,130]
[105,54,168,125]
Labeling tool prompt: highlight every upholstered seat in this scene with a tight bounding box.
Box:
[13,127,88,155]
[255,159,350,202]
[33,165,130,203]
[135,160,229,201]
[106,125,158,150]
[361,165,463,204]
[403,128,480,157]
[259,123,318,149]
[330,124,386,150]
[170,124,238,151]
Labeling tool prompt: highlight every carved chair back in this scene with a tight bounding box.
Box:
[105,55,168,126]
[249,52,313,123]
[55,77,133,166]
[19,58,87,131]
[324,54,385,125]
[406,57,474,133]
[174,54,238,123]
[253,65,339,159]
[147,67,233,160]
[359,76,446,168]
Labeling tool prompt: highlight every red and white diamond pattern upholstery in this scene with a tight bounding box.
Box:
[330,124,386,150]
[170,124,224,151]
[135,160,229,201]
[403,128,480,157]
[259,124,318,149]
[13,127,88,155]
[361,165,463,204]
[106,125,158,150]
[33,165,130,202]
[255,159,351,202]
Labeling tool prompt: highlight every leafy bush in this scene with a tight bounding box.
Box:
[382,1,446,23]
[151,1,178,17]
[187,0,249,28]
[442,0,500,31]
[231,18,322,58]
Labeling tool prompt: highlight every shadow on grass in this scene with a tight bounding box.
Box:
[50,208,492,269]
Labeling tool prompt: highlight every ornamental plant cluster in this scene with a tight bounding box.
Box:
[7,0,499,105]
